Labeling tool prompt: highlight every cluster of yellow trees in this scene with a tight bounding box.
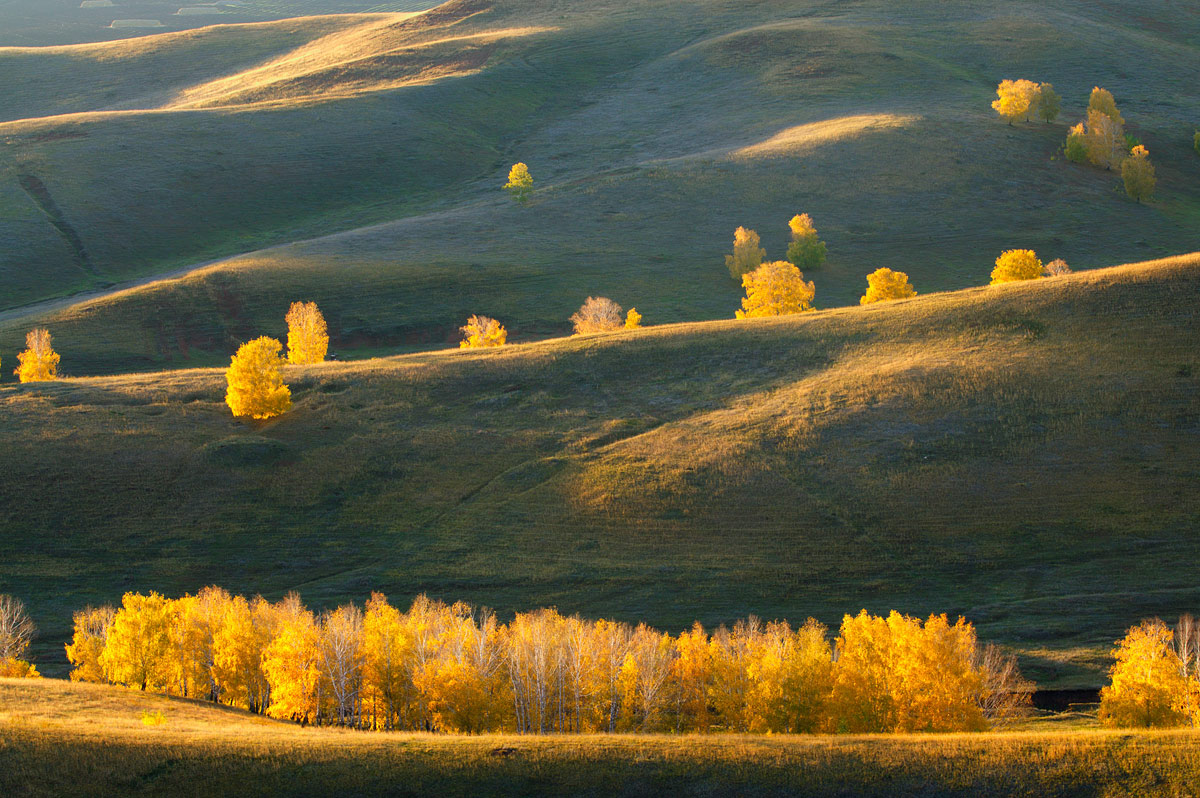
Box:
[63,589,1031,734]
[224,301,329,420]
[991,79,1061,125]
[1099,617,1200,729]
[990,250,1071,285]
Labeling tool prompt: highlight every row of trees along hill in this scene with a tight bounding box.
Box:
[44,589,1035,734]
[993,82,1157,202]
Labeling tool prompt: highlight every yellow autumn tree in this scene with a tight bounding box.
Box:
[285,301,329,365]
[1099,619,1191,728]
[362,593,414,731]
[786,213,826,272]
[1064,122,1088,163]
[990,249,1042,285]
[1036,82,1061,123]
[225,337,292,420]
[65,604,116,683]
[15,328,59,383]
[889,613,986,732]
[1122,145,1156,203]
[459,315,507,348]
[262,594,322,723]
[504,162,533,204]
[991,79,1040,124]
[624,308,642,329]
[1083,109,1124,170]
[725,226,765,279]
[831,610,896,732]
[99,592,177,692]
[570,296,624,333]
[1088,87,1124,126]
[0,657,40,678]
[213,595,278,713]
[672,623,712,731]
[735,261,815,318]
[860,268,916,304]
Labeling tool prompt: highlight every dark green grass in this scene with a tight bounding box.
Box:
[1,256,1197,687]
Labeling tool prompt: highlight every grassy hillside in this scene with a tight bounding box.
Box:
[2,0,1198,373]
[2,255,1197,686]
[2,678,1199,797]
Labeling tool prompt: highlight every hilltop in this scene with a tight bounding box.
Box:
[2,254,1197,686]
[1,0,1199,373]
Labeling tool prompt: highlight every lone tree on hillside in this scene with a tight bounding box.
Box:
[860,268,916,304]
[625,308,642,329]
[570,296,624,333]
[735,261,815,318]
[0,594,35,662]
[786,213,826,272]
[1042,258,1071,277]
[504,162,534,204]
[459,315,508,348]
[725,226,765,279]
[1122,145,1156,202]
[991,79,1040,124]
[15,328,59,383]
[225,337,292,419]
[285,301,329,365]
[1035,82,1061,123]
[990,250,1043,285]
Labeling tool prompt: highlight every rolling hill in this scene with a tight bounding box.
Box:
[1,0,1198,374]
[2,254,1197,687]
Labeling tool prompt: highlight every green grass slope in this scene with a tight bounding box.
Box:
[3,678,1200,797]
[2,0,1198,373]
[2,255,1197,686]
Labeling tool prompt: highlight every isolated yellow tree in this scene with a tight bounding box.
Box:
[285,301,329,365]
[65,605,116,683]
[786,213,826,272]
[991,79,1040,124]
[225,337,292,420]
[459,315,507,348]
[725,226,765,279]
[1122,145,1156,202]
[1099,620,1191,728]
[15,328,59,382]
[625,308,642,329]
[860,268,916,304]
[735,261,815,318]
[504,162,533,204]
[1088,87,1124,126]
[570,296,624,333]
[990,249,1042,285]
[1035,82,1060,123]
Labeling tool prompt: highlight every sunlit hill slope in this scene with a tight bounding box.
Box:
[1,0,1198,374]
[2,254,1198,688]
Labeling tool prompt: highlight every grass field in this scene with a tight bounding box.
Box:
[2,254,1197,687]
[1,0,1198,374]
[2,677,1199,797]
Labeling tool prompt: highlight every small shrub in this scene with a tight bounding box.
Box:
[0,657,40,678]
[990,250,1042,285]
[140,710,168,727]
[459,315,507,348]
[1042,259,1071,277]
[570,297,624,333]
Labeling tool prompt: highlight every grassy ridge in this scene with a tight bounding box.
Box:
[2,0,1199,372]
[2,255,1198,686]
[2,678,1199,797]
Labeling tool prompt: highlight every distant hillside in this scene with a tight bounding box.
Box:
[2,254,1197,686]
[1,0,1198,373]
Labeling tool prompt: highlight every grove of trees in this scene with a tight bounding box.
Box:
[62,589,1032,734]
[1099,617,1200,728]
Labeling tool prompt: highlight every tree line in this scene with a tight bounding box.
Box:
[46,589,1035,734]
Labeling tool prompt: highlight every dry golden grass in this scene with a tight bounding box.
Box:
[3,677,1200,797]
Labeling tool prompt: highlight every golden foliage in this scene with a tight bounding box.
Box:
[504,162,533,204]
[99,592,176,692]
[1099,620,1193,728]
[15,328,59,383]
[0,657,40,678]
[65,605,116,684]
[1042,259,1071,277]
[625,308,642,329]
[1088,87,1124,126]
[570,296,624,334]
[735,261,815,318]
[991,79,1040,124]
[1122,145,1156,203]
[1083,109,1124,170]
[786,213,826,271]
[1064,122,1088,163]
[990,249,1042,285]
[860,268,916,304]
[285,301,329,365]
[725,226,765,279]
[225,337,292,420]
[459,315,507,348]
